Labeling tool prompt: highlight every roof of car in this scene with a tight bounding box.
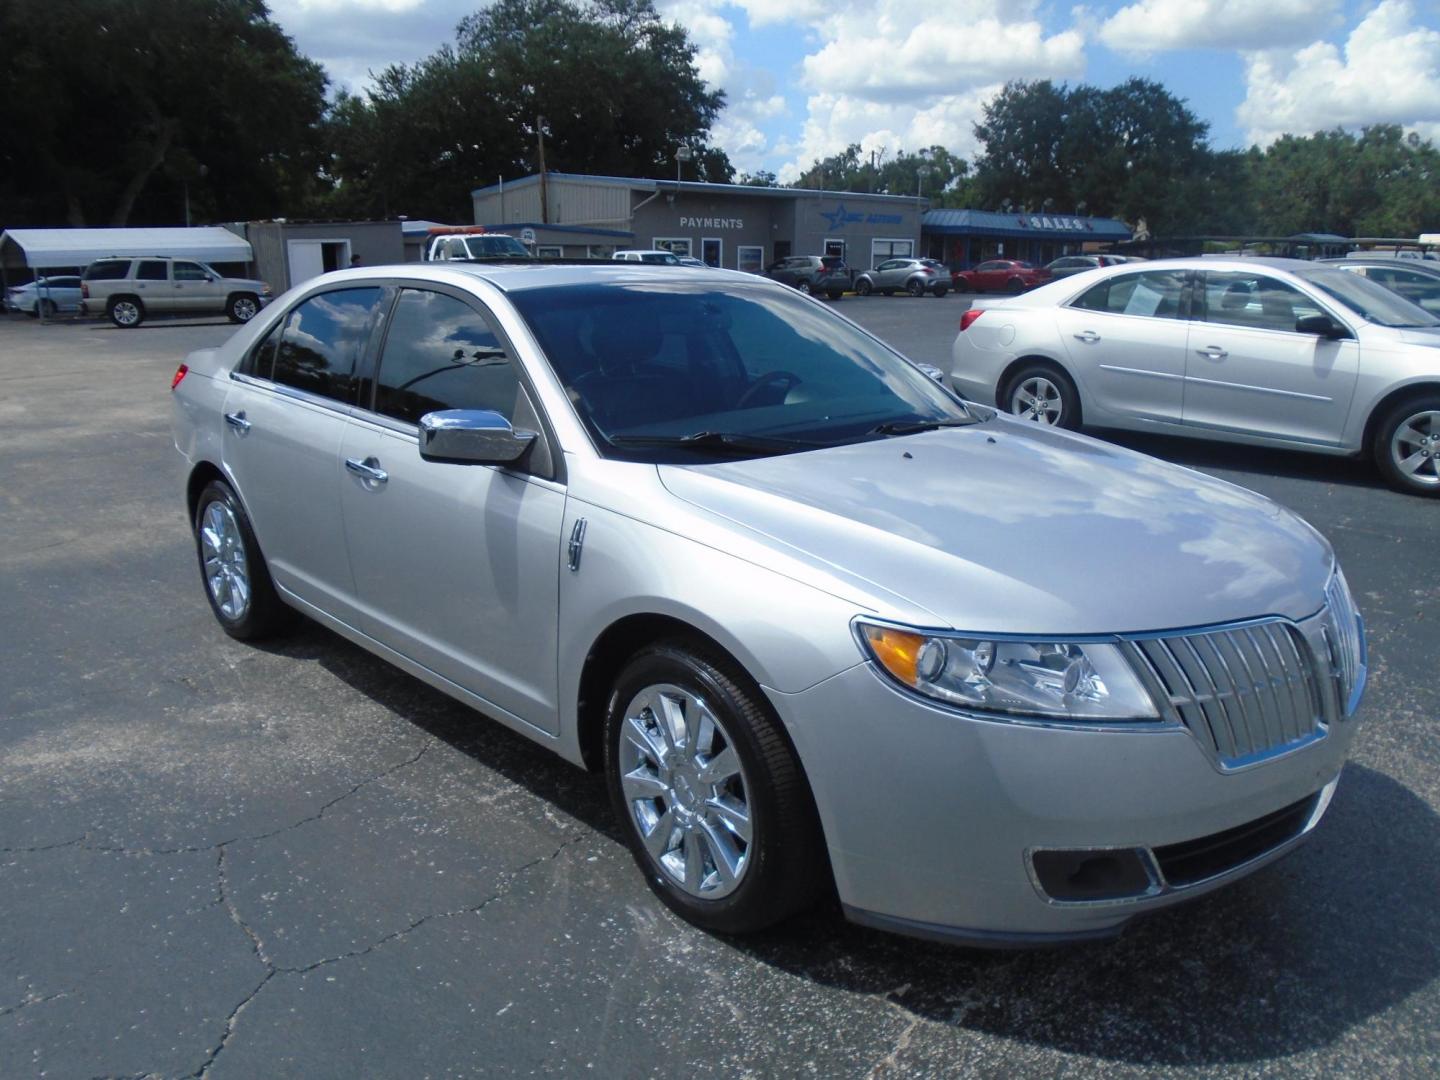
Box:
[308,261,747,294]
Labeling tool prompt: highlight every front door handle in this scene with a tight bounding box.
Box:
[345,456,388,485]
[224,411,250,433]
[1073,330,1100,344]
[1196,346,1229,360]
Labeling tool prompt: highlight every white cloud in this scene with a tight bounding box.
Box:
[802,16,1084,101]
[775,86,1001,184]
[1098,0,1342,53]
[1237,0,1440,146]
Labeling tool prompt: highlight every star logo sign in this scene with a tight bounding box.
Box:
[820,203,863,230]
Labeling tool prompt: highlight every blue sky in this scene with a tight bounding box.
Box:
[269,0,1440,182]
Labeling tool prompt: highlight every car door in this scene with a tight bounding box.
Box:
[1183,270,1360,445]
[133,258,172,311]
[172,260,221,312]
[337,285,566,732]
[1054,268,1191,423]
[221,285,383,621]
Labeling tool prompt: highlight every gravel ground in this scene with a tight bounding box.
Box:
[1,299,1436,1079]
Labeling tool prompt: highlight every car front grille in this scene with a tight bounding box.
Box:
[1122,621,1329,768]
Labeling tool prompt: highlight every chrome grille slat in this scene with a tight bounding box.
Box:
[1129,620,1326,768]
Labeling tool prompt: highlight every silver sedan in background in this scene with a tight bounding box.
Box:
[950,257,1440,495]
[854,258,950,297]
[172,263,1365,945]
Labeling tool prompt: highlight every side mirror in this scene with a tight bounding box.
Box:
[1296,313,1347,339]
[914,362,946,383]
[418,409,536,465]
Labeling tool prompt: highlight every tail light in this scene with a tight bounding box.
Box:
[81,282,90,298]
[921,267,934,274]
[959,309,985,332]
[171,363,189,390]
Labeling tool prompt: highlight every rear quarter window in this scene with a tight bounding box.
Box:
[84,261,131,281]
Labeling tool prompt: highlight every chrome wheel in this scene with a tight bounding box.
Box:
[231,296,259,321]
[111,300,140,327]
[199,500,251,620]
[1390,409,1440,488]
[1011,376,1064,425]
[618,683,752,899]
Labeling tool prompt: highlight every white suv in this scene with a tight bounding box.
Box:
[81,256,271,328]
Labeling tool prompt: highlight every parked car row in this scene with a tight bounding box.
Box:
[4,257,272,327]
[949,255,1440,495]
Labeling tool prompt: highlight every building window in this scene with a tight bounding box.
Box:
[536,245,563,258]
[653,237,692,257]
[737,245,765,273]
[587,245,616,259]
[870,238,914,267]
[824,239,846,259]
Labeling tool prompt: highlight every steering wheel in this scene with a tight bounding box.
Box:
[737,370,802,409]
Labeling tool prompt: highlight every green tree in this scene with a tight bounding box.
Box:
[972,79,1225,233]
[1249,126,1440,237]
[788,144,970,201]
[0,0,328,226]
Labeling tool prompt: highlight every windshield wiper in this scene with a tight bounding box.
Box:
[868,417,978,436]
[609,431,823,455]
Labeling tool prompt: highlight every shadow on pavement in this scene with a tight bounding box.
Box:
[267,622,1438,1068]
[1094,427,1384,492]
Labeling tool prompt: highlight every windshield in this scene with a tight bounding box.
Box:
[640,252,679,264]
[1294,266,1440,327]
[509,281,974,461]
[464,235,531,259]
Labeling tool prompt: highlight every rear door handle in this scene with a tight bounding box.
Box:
[345,456,388,485]
[223,411,250,433]
[1196,346,1229,360]
[1073,330,1100,344]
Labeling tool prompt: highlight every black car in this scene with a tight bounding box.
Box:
[764,255,850,299]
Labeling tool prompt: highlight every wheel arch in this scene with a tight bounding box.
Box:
[1361,381,1440,458]
[186,460,228,523]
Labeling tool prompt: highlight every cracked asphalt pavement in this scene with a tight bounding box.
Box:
[2,300,1437,1078]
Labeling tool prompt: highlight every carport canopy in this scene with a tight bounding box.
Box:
[0,226,253,272]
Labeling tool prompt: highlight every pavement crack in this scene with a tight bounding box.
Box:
[282,832,590,975]
[217,845,275,973]
[0,836,85,854]
[0,989,72,1019]
[865,1010,923,1078]
[79,742,435,857]
[188,969,275,1080]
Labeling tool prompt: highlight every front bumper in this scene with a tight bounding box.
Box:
[765,661,1358,943]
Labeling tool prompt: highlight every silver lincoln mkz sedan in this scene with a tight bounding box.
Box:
[172,263,1366,945]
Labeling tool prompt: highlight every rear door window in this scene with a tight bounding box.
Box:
[174,262,209,281]
[371,289,520,425]
[271,287,382,403]
[137,260,169,281]
[1072,270,1188,319]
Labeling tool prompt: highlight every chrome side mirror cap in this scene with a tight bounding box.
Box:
[915,362,946,383]
[418,409,536,465]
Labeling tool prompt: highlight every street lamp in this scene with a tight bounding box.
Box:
[675,144,694,182]
[916,165,932,199]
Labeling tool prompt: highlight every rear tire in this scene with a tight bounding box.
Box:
[906,279,925,297]
[1373,395,1440,496]
[194,479,295,640]
[1006,277,1026,293]
[797,280,812,295]
[856,279,873,297]
[604,641,827,935]
[1003,362,1081,431]
[827,290,844,300]
[108,296,144,328]
[38,298,57,318]
[932,286,949,298]
[227,293,260,323]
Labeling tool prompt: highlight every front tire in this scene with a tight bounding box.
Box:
[906,278,925,297]
[855,279,873,296]
[1003,362,1081,430]
[1373,395,1440,495]
[194,479,294,640]
[604,642,826,935]
[227,293,260,323]
[108,296,144,328]
[932,285,949,298]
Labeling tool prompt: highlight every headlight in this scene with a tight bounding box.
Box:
[857,621,1160,722]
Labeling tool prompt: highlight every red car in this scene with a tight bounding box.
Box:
[952,259,1050,293]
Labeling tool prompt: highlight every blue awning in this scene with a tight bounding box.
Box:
[922,209,1130,241]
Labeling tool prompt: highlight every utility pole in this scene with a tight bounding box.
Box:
[536,116,549,225]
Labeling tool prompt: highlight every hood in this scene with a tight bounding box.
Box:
[658,418,1332,635]
[1392,326,1440,348]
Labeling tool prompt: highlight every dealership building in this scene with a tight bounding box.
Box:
[470,172,926,271]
